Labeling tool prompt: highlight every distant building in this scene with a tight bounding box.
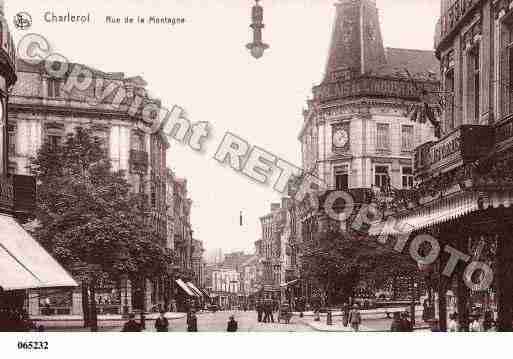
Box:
[209,267,241,309]
[191,239,206,289]
[257,201,287,297]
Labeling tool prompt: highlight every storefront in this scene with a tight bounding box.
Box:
[0,213,78,330]
[375,125,513,331]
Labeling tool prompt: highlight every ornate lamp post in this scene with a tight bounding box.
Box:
[246,0,269,59]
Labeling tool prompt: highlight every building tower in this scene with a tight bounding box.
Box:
[324,0,386,82]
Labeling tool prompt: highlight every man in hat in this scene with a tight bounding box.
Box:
[155,309,169,332]
[122,313,142,332]
[187,309,198,332]
[227,315,238,332]
[400,310,413,332]
[348,304,362,332]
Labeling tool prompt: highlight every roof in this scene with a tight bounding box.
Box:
[381,47,440,81]
[323,0,439,82]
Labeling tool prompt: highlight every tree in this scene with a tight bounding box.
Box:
[30,127,173,285]
[301,224,419,306]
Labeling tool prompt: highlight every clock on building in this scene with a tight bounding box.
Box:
[333,128,349,148]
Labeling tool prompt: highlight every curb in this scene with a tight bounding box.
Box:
[299,319,431,333]
[31,313,187,330]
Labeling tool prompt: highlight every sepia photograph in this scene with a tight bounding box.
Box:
[0,0,511,357]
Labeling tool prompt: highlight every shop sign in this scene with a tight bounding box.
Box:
[415,125,493,179]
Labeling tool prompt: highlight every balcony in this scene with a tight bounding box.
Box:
[129,150,149,174]
[435,0,480,52]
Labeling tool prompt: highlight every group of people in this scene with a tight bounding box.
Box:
[390,311,414,332]
[447,311,495,332]
[342,304,362,332]
[121,309,239,332]
[255,298,278,323]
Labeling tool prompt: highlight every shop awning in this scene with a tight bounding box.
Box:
[175,279,195,297]
[280,279,299,288]
[199,288,211,298]
[369,191,481,236]
[0,214,78,291]
[186,282,203,297]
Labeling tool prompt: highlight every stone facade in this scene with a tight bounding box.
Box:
[7,58,171,314]
[293,0,440,302]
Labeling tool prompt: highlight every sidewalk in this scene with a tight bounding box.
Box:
[293,305,423,320]
[297,311,430,332]
[31,312,187,330]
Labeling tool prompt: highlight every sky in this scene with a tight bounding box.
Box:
[9,0,441,255]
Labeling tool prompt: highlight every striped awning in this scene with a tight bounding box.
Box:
[369,191,480,236]
[186,282,203,297]
[175,279,195,297]
[0,214,77,291]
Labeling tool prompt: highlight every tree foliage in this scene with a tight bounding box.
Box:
[29,127,173,281]
[301,225,419,304]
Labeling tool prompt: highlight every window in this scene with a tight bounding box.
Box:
[402,167,414,189]
[131,133,144,152]
[7,127,15,157]
[466,45,480,123]
[8,162,17,175]
[93,131,109,152]
[47,134,62,150]
[334,165,349,191]
[473,47,480,122]
[374,165,390,189]
[376,124,390,151]
[500,19,513,117]
[47,78,61,98]
[401,125,414,151]
[445,68,455,131]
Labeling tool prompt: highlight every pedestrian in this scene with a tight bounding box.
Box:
[122,313,142,332]
[400,311,413,332]
[187,310,198,332]
[390,312,403,332]
[227,315,238,332]
[155,309,169,332]
[448,313,459,332]
[267,299,275,323]
[470,314,483,332]
[257,300,264,322]
[342,303,349,327]
[429,319,441,332]
[483,310,494,332]
[348,304,361,332]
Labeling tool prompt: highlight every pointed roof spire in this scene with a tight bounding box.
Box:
[0,0,4,16]
[324,0,386,82]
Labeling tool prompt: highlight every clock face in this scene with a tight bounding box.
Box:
[333,129,349,148]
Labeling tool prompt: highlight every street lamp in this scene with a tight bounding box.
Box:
[246,0,269,59]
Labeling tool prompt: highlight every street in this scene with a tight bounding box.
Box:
[160,311,315,332]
